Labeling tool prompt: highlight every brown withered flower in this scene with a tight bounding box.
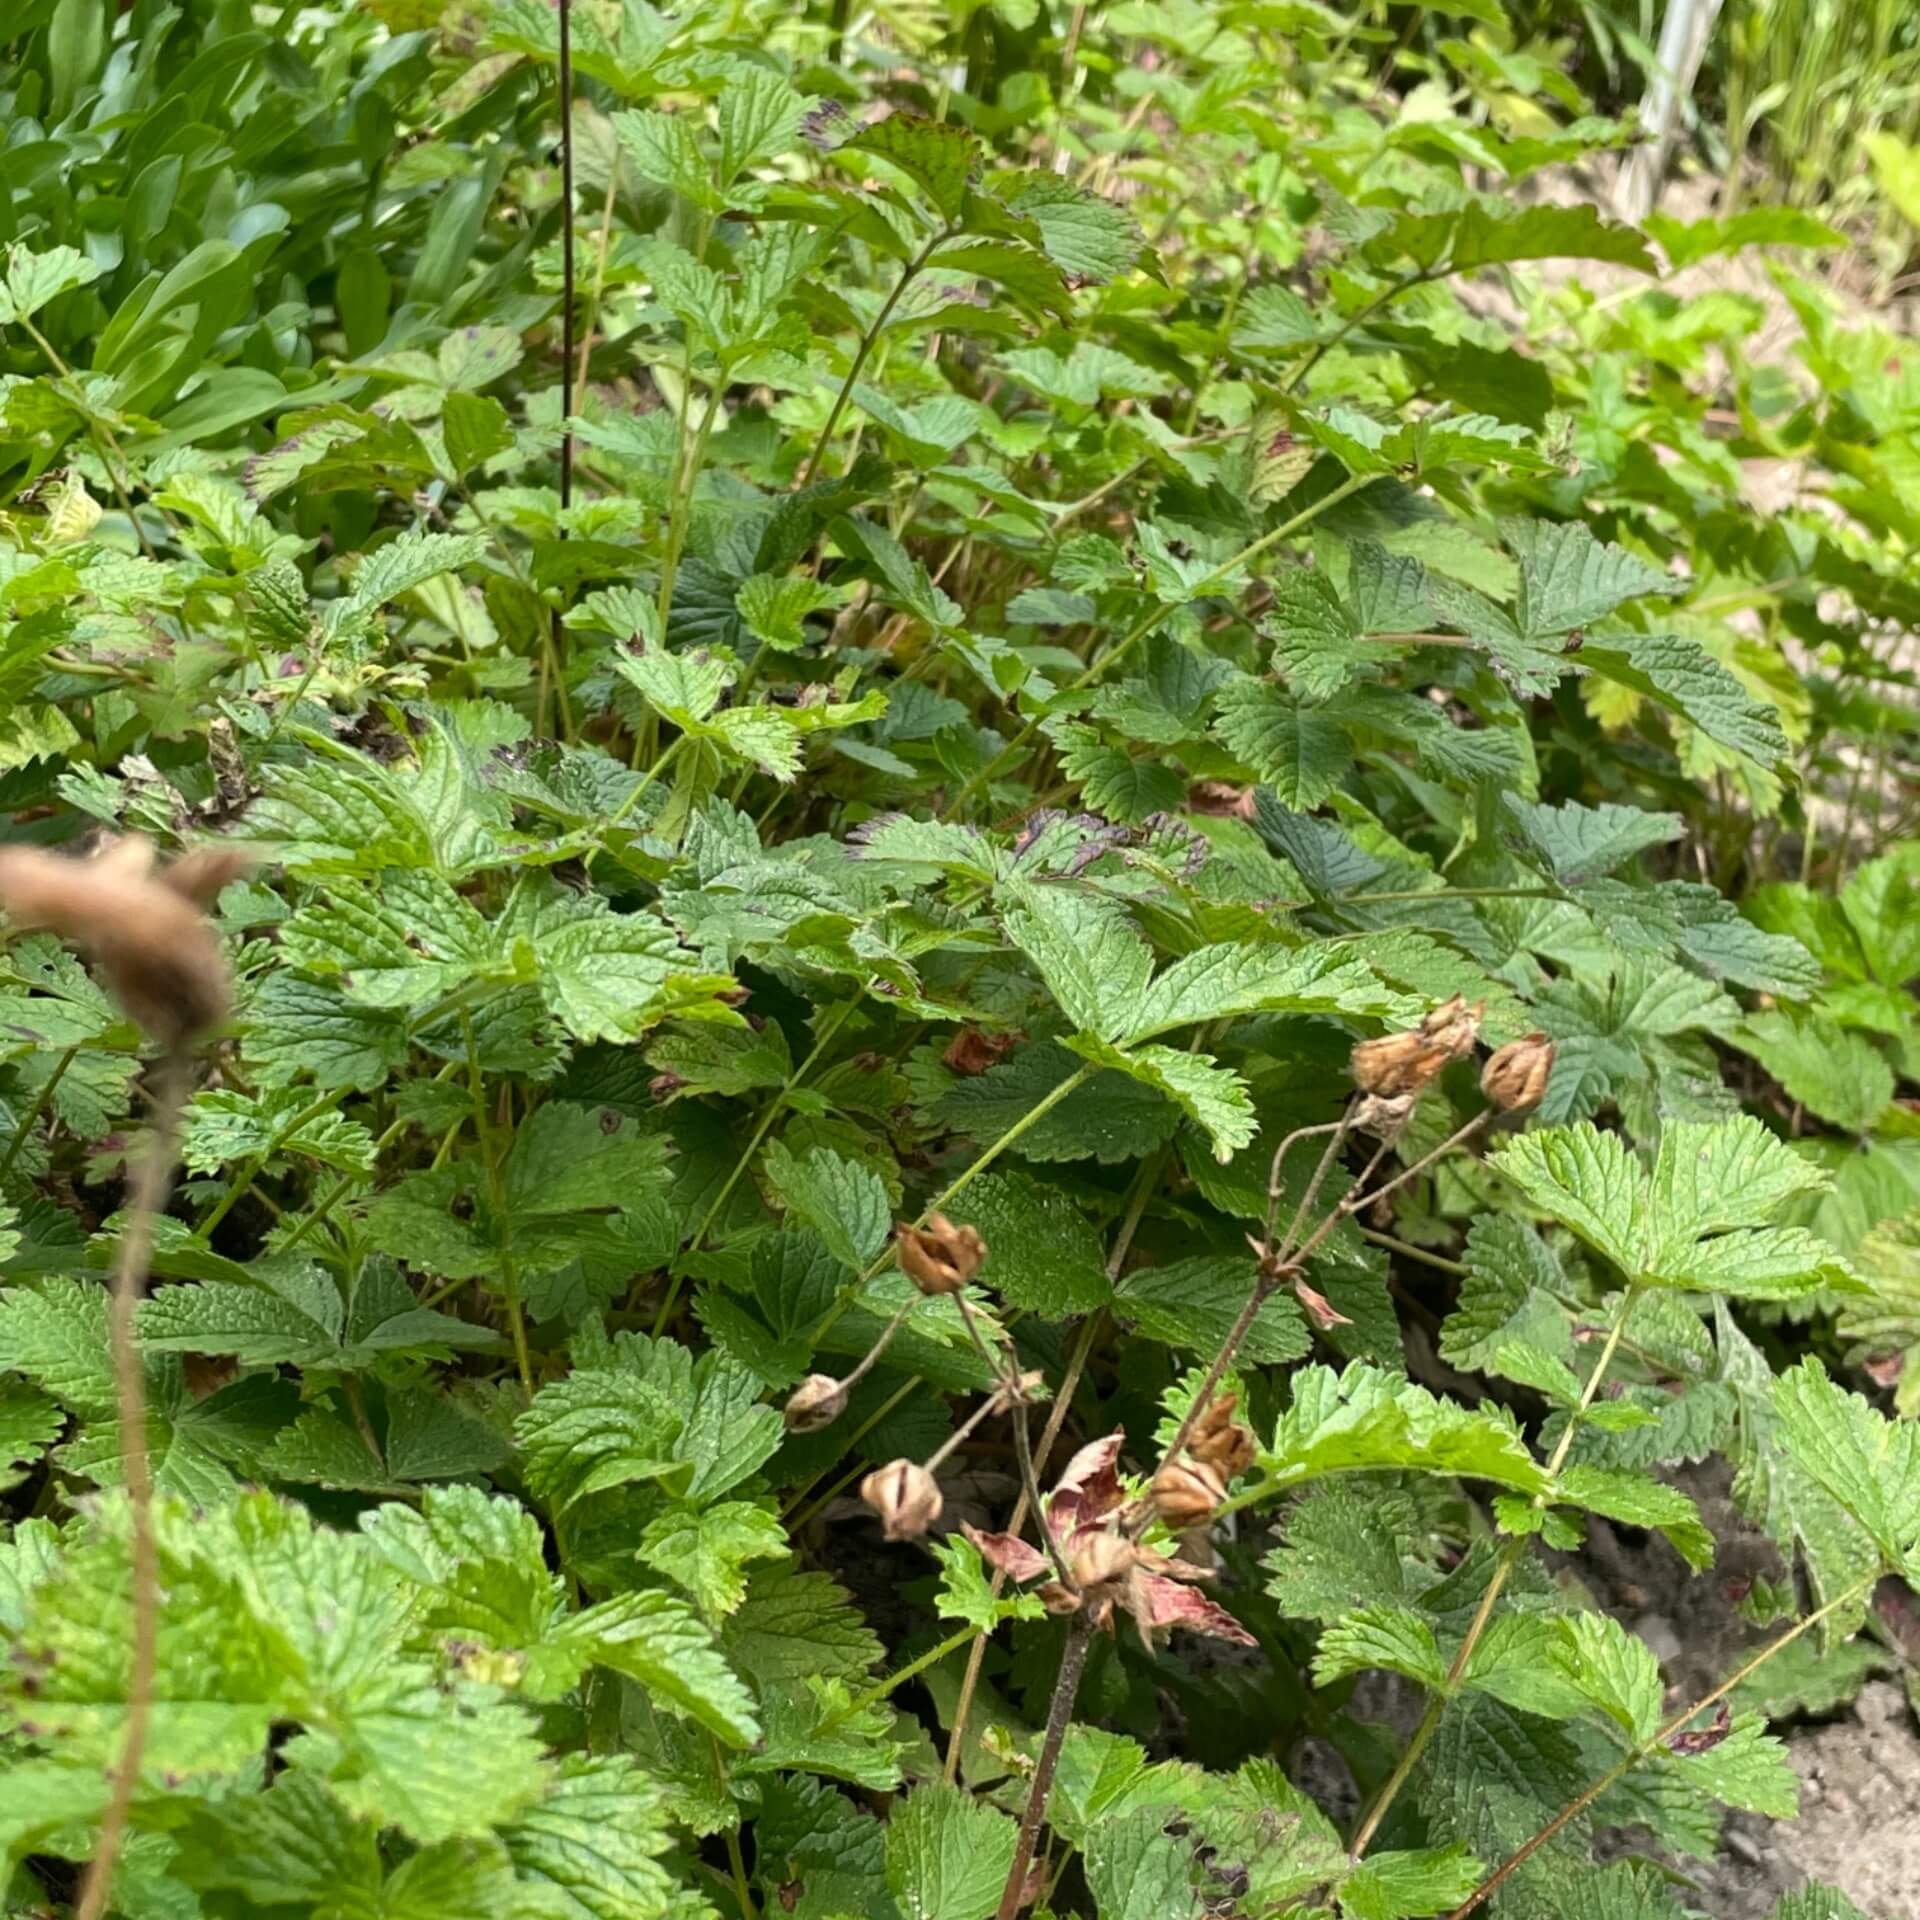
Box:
[1350,995,1485,1102]
[1069,1530,1137,1594]
[782,1374,848,1432]
[859,1459,943,1540]
[0,835,250,1048]
[1150,1457,1226,1528]
[895,1214,987,1296]
[1480,1032,1555,1114]
[964,1434,1255,1646]
[941,1027,1020,1076]
[1187,1394,1256,1480]
[1420,994,1485,1061]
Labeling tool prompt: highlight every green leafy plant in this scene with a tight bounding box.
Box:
[1,3,1916,1920]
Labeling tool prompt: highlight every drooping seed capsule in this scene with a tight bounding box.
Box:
[0,836,247,1048]
[1350,996,1485,1102]
[782,1374,848,1432]
[895,1214,987,1296]
[859,1459,943,1540]
[1481,1032,1556,1114]
[1150,1457,1227,1528]
[1070,1530,1137,1594]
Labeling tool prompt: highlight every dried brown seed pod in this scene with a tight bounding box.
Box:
[895,1214,987,1296]
[1351,1091,1417,1140]
[1350,996,1485,1102]
[1481,1032,1555,1114]
[1188,1396,1256,1480]
[1419,993,1485,1062]
[782,1374,848,1432]
[1070,1530,1137,1593]
[859,1459,943,1540]
[1150,1457,1227,1528]
[0,836,246,1048]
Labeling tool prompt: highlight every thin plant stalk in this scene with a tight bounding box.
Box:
[1347,1283,1646,1858]
[551,0,577,723]
[942,1308,1104,1782]
[992,1612,1096,1920]
[1444,1572,1880,1919]
[0,1043,78,1180]
[799,228,953,487]
[73,1048,194,1920]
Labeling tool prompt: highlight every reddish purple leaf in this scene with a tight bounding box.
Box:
[961,1524,1049,1583]
[1133,1574,1256,1645]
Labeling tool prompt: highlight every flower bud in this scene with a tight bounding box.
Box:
[1481,1032,1555,1114]
[782,1374,847,1432]
[895,1214,987,1296]
[1150,1458,1226,1528]
[1070,1531,1137,1593]
[859,1459,943,1540]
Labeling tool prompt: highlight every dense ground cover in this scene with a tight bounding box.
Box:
[2,3,1919,1918]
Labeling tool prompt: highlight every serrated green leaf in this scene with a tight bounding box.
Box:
[884,1781,1018,1920]
[764,1139,890,1271]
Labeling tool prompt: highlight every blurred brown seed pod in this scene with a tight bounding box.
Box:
[859,1459,942,1539]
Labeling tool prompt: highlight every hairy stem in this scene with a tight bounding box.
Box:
[993,1612,1096,1920]
[1445,1573,1880,1919]
[74,1047,194,1920]
[1152,1270,1278,1480]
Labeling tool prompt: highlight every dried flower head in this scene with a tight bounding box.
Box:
[1480,1032,1555,1114]
[1070,1531,1136,1594]
[895,1214,987,1296]
[1350,996,1484,1102]
[1187,1394,1256,1480]
[1150,1458,1226,1528]
[859,1459,942,1540]
[1420,994,1485,1061]
[941,1027,1020,1076]
[0,836,248,1048]
[1350,1032,1442,1100]
[782,1374,847,1432]
[1351,1091,1417,1140]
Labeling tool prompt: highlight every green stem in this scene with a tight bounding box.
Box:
[799,227,952,486]
[0,1044,77,1181]
[943,473,1373,817]
[650,997,862,1336]
[467,1013,534,1399]
[1347,1283,1645,1858]
[819,1625,979,1735]
[585,733,687,875]
[657,381,725,633]
[1286,270,1433,393]
[192,1090,342,1241]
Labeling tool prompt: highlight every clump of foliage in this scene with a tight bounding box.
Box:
[2,3,1919,1920]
